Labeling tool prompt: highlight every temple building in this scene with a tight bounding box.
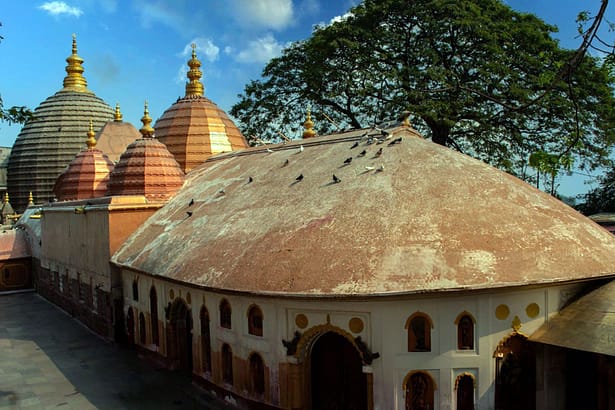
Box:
[7,35,114,212]
[2,37,615,410]
[93,104,141,163]
[154,44,249,173]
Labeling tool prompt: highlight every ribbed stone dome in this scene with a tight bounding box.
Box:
[106,104,185,201]
[154,45,248,173]
[7,36,113,211]
[53,123,115,201]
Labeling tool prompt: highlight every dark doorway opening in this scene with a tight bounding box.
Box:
[126,307,135,345]
[169,299,193,372]
[495,334,536,410]
[310,331,366,410]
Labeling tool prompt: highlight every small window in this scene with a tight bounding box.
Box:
[220,299,232,329]
[139,312,146,345]
[456,313,475,350]
[200,306,212,373]
[150,287,159,346]
[248,305,263,336]
[222,343,233,385]
[132,279,139,301]
[249,352,265,396]
[405,312,433,352]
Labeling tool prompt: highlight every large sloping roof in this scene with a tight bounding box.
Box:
[111,126,615,296]
[530,279,615,357]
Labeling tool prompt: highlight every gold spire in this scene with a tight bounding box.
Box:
[140,101,155,138]
[302,105,316,139]
[62,34,90,92]
[185,43,204,97]
[86,120,97,149]
[3,192,9,204]
[28,192,34,206]
[114,103,123,122]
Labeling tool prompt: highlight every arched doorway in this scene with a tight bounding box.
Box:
[200,306,212,374]
[168,299,193,371]
[150,287,159,346]
[126,307,135,345]
[310,331,366,410]
[456,374,474,410]
[404,371,435,410]
[495,333,535,410]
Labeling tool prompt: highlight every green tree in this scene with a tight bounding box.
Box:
[231,0,615,192]
[576,165,615,215]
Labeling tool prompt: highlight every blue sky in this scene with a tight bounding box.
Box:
[0,0,612,197]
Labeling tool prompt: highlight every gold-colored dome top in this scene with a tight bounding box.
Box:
[86,120,97,149]
[140,101,155,138]
[3,192,9,204]
[114,103,123,122]
[185,44,204,97]
[62,34,91,93]
[303,105,316,139]
[28,192,34,206]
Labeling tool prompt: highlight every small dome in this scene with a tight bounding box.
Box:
[7,35,113,211]
[95,104,141,163]
[106,103,185,201]
[154,44,248,173]
[53,121,115,201]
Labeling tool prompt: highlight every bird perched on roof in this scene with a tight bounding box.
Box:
[350,141,359,149]
[186,211,193,217]
[365,166,375,171]
[358,150,367,157]
[299,145,304,153]
[375,147,383,157]
[333,174,341,183]
[366,137,375,145]
[388,137,402,145]
[344,157,353,165]
[188,198,194,207]
[266,148,274,153]
[218,189,226,196]
[296,174,304,181]
[283,159,289,167]
[248,176,253,183]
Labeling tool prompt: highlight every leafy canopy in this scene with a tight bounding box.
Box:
[231,0,615,193]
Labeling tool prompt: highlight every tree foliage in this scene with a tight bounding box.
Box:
[231,0,615,192]
[576,165,615,215]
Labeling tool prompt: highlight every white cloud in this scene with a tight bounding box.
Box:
[134,1,184,31]
[233,0,293,30]
[236,34,285,64]
[38,1,83,17]
[224,46,234,55]
[180,38,220,62]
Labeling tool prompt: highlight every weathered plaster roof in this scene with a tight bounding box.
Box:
[530,279,615,357]
[95,121,141,163]
[111,126,615,296]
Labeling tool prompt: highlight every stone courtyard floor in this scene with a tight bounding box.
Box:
[0,291,230,410]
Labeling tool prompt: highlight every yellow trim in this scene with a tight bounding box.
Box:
[454,310,476,325]
[404,311,434,329]
[295,322,362,361]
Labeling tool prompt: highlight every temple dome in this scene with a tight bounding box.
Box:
[154,44,248,173]
[53,121,115,201]
[106,103,185,201]
[7,35,113,211]
[94,104,141,163]
[112,125,615,296]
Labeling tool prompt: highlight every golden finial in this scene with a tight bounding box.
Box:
[140,101,155,138]
[114,103,123,122]
[185,43,204,97]
[3,192,9,204]
[511,315,522,333]
[86,120,97,149]
[62,34,90,92]
[400,110,412,127]
[28,192,34,206]
[303,104,316,139]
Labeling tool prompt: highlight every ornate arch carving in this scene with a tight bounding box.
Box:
[454,372,476,389]
[493,331,528,357]
[295,322,363,362]
[402,370,438,392]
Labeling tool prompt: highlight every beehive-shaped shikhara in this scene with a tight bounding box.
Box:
[106,103,185,201]
[7,35,114,211]
[154,44,248,173]
[53,121,115,201]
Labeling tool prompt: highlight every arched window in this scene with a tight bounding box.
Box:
[220,299,232,329]
[404,371,436,410]
[248,305,263,336]
[249,352,265,396]
[455,312,475,350]
[405,312,433,352]
[222,343,233,385]
[132,279,138,301]
[139,312,146,345]
[455,373,475,410]
[126,307,135,345]
[150,286,159,346]
[200,306,212,374]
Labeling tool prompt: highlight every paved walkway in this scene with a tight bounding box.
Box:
[0,292,230,410]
